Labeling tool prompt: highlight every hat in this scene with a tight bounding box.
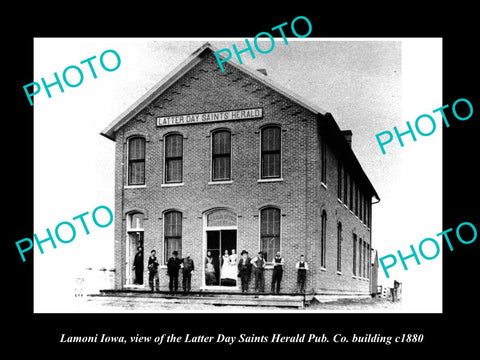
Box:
[240,250,248,255]
[172,250,178,256]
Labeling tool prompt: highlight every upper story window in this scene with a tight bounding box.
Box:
[344,170,349,207]
[337,160,343,200]
[128,137,145,185]
[261,126,281,179]
[321,137,327,184]
[165,134,183,183]
[212,130,231,181]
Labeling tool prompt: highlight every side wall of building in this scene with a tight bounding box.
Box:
[309,120,373,295]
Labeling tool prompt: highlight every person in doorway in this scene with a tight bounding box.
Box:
[251,251,266,293]
[205,251,217,286]
[229,249,237,265]
[167,250,182,293]
[147,249,159,292]
[271,251,284,294]
[296,254,309,293]
[237,250,251,292]
[220,249,230,285]
[181,254,195,293]
[133,246,144,285]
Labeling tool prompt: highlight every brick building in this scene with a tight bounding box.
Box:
[101,42,380,296]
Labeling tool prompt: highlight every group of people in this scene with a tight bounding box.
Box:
[205,249,238,286]
[237,250,309,294]
[133,246,310,294]
[137,248,194,293]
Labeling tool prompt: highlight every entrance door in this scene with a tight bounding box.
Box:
[206,230,237,286]
[126,231,144,286]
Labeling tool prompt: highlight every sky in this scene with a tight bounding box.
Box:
[33,38,442,312]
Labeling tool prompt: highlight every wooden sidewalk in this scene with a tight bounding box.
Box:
[94,289,315,309]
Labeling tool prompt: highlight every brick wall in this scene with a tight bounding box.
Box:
[110,52,373,295]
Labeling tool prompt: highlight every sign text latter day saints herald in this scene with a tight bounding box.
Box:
[156,108,263,127]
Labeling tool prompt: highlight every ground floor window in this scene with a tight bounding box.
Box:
[164,211,182,263]
[260,207,280,262]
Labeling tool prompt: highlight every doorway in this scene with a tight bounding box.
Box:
[126,231,144,286]
[206,230,237,286]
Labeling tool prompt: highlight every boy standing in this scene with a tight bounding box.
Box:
[296,254,309,293]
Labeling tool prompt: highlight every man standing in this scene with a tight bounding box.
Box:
[133,246,144,285]
[237,250,251,293]
[167,250,182,293]
[270,251,284,294]
[296,254,309,293]
[147,250,159,292]
[251,251,266,293]
[182,254,195,293]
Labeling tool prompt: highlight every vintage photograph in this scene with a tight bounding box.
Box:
[33,38,442,313]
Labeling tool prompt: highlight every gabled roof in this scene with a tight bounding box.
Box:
[100,41,379,201]
[100,42,328,141]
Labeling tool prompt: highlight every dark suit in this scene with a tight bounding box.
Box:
[133,251,143,285]
[167,256,182,292]
[237,257,251,292]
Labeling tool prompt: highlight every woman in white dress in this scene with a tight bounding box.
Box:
[205,251,216,285]
[220,249,237,284]
[221,250,230,281]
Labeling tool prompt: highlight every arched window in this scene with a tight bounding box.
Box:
[260,207,280,262]
[128,137,145,185]
[358,238,363,278]
[337,222,342,272]
[212,130,231,181]
[352,233,357,276]
[367,243,371,279]
[321,210,327,268]
[164,211,182,263]
[363,240,367,278]
[165,134,183,183]
[261,126,281,178]
[321,138,327,184]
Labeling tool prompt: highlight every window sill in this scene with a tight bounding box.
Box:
[124,185,146,189]
[208,180,233,185]
[257,178,284,183]
[336,271,342,275]
[320,267,326,272]
[321,182,327,189]
[161,183,184,187]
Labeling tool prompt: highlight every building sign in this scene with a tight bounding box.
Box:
[207,209,237,227]
[157,108,263,127]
